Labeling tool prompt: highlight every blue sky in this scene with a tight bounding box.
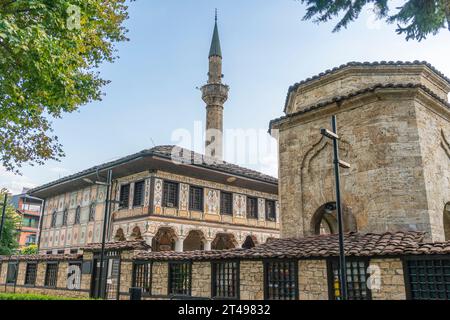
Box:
[2,0,450,194]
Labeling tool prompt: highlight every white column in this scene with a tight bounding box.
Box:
[175,237,184,252]
[204,240,212,251]
[143,236,153,248]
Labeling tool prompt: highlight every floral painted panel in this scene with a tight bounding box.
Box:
[153,178,163,207]
[205,189,219,214]
[233,194,246,217]
[179,183,189,211]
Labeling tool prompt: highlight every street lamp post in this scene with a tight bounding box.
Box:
[0,193,8,241]
[96,169,113,299]
[320,115,349,300]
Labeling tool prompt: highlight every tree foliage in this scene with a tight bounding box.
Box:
[20,244,38,255]
[0,190,20,255]
[0,0,131,173]
[299,0,450,41]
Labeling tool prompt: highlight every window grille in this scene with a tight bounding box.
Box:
[6,262,18,284]
[44,263,58,288]
[264,260,298,300]
[189,186,203,211]
[62,208,68,226]
[132,262,152,293]
[89,203,96,221]
[119,184,130,208]
[329,259,371,300]
[50,210,57,227]
[265,200,276,221]
[220,192,233,215]
[163,181,179,208]
[74,206,81,224]
[212,261,239,299]
[405,258,450,300]
[168,262,191,296]
[24,263,37,286]
[246,197,258,219]
[133,181,145,206]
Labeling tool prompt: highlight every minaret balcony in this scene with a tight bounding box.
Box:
[201,83,229,104]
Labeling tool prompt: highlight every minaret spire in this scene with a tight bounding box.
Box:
[201,11,229,161]
[209,9,222,58]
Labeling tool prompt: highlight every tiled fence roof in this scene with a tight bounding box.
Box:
[134,231,450,261]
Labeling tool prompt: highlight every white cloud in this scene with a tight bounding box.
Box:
[0,166,37,194]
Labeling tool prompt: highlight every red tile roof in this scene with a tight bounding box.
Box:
[133,231,450,261]
[0,253,82,262]
[82,240,151,252]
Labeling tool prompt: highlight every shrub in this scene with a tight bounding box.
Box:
[0,293,86,300]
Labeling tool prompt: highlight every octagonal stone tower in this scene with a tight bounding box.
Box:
[270,61,450,242]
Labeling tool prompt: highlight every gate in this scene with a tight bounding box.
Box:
[90,251,121,300]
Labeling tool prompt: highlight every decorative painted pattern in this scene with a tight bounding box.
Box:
[153,178,163,208]
[144,178,151,207]
[179,183,189,211]
[258,198,266,221]
[233,194,246,217]
[205,189,219,214]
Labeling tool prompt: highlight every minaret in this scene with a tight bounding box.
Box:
[201,10,229,161]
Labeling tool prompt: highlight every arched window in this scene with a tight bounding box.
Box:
[74,206,81,224]
[183,230,205,251]
[310,202,357,235]
[241,235,257,249]
[62,208,68,226]
[152,227,177,252]
[212,233,237,250]
[114,228,126,241]
[50,210,57,228]
[444,202,450,241]
[130,226,143,240]
[89,203,95,222]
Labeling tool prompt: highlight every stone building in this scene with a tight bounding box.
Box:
[270,61,450,242]
[28,17,280,255]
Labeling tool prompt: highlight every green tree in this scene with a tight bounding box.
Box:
[20,244,38,255]
[299,0,450,41]
[0,190,20,255]
[0,0,131,173]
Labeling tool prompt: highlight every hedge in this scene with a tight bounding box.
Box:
[0,292,85,300]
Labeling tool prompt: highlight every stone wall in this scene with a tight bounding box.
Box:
[414,100,450,242]
[191,262,211,298]
[119,260,133,295]
[239,261,264,300]
[370,258,406,300]
[150,262,168,296]
[298,260,328,300]
[0,260,90,299]
[0,254,424,300]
